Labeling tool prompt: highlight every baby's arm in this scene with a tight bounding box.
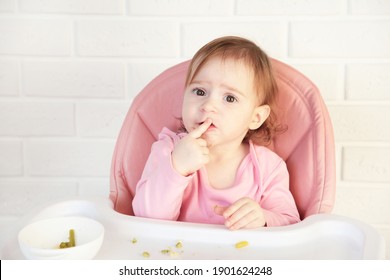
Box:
[256,159,301,227]
[132,131,192,220]
[215,158,300,229]
[133,121,212,220]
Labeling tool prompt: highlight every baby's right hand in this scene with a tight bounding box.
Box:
[172,119,212,176]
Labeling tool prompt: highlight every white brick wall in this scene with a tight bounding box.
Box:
[290,20,390,58]
[0,19,72,56]
[23,61,126,98]
[0,101,74,136]
[0,0,389,259]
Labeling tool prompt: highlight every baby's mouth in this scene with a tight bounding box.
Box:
[198,120,215,129]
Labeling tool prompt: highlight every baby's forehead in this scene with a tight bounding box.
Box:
[195,56,255,77]
[206,55,251,67]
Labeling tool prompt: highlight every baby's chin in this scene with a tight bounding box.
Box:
[200,133,215,148]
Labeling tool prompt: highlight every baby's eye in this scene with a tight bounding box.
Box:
[192,88,206,96]
[224,95,237,103]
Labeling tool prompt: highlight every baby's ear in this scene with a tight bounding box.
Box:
[249,105,270,130]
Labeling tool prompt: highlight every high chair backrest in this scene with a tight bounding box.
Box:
[109,59,336,220]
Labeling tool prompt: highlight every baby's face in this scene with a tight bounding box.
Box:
[182,57,261,147]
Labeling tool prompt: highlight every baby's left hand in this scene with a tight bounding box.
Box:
[214,197,266,230]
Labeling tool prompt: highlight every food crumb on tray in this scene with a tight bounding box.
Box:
[235,240,249,249]
[175,240,183,249]
[132,238,184,258]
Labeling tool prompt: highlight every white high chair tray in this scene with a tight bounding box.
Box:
[0,198,385,259]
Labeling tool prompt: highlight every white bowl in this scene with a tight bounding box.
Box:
[18,216,104,260]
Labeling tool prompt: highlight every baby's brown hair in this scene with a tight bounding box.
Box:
[185,36,284,145]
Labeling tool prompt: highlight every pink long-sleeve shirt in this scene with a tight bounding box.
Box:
[132,128,300,227]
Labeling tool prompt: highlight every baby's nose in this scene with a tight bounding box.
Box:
[201,98,217,113]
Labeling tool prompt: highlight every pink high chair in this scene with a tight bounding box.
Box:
[109,58,336,220]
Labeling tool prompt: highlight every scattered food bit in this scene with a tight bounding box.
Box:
[161,247,180,257]
[235,240,249,249]
[59,242,69,249]
[160,241,184,257]
[169,250,179,257]
[59,229,76,249]
[135,240,184,258]
[175,240,183,249]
